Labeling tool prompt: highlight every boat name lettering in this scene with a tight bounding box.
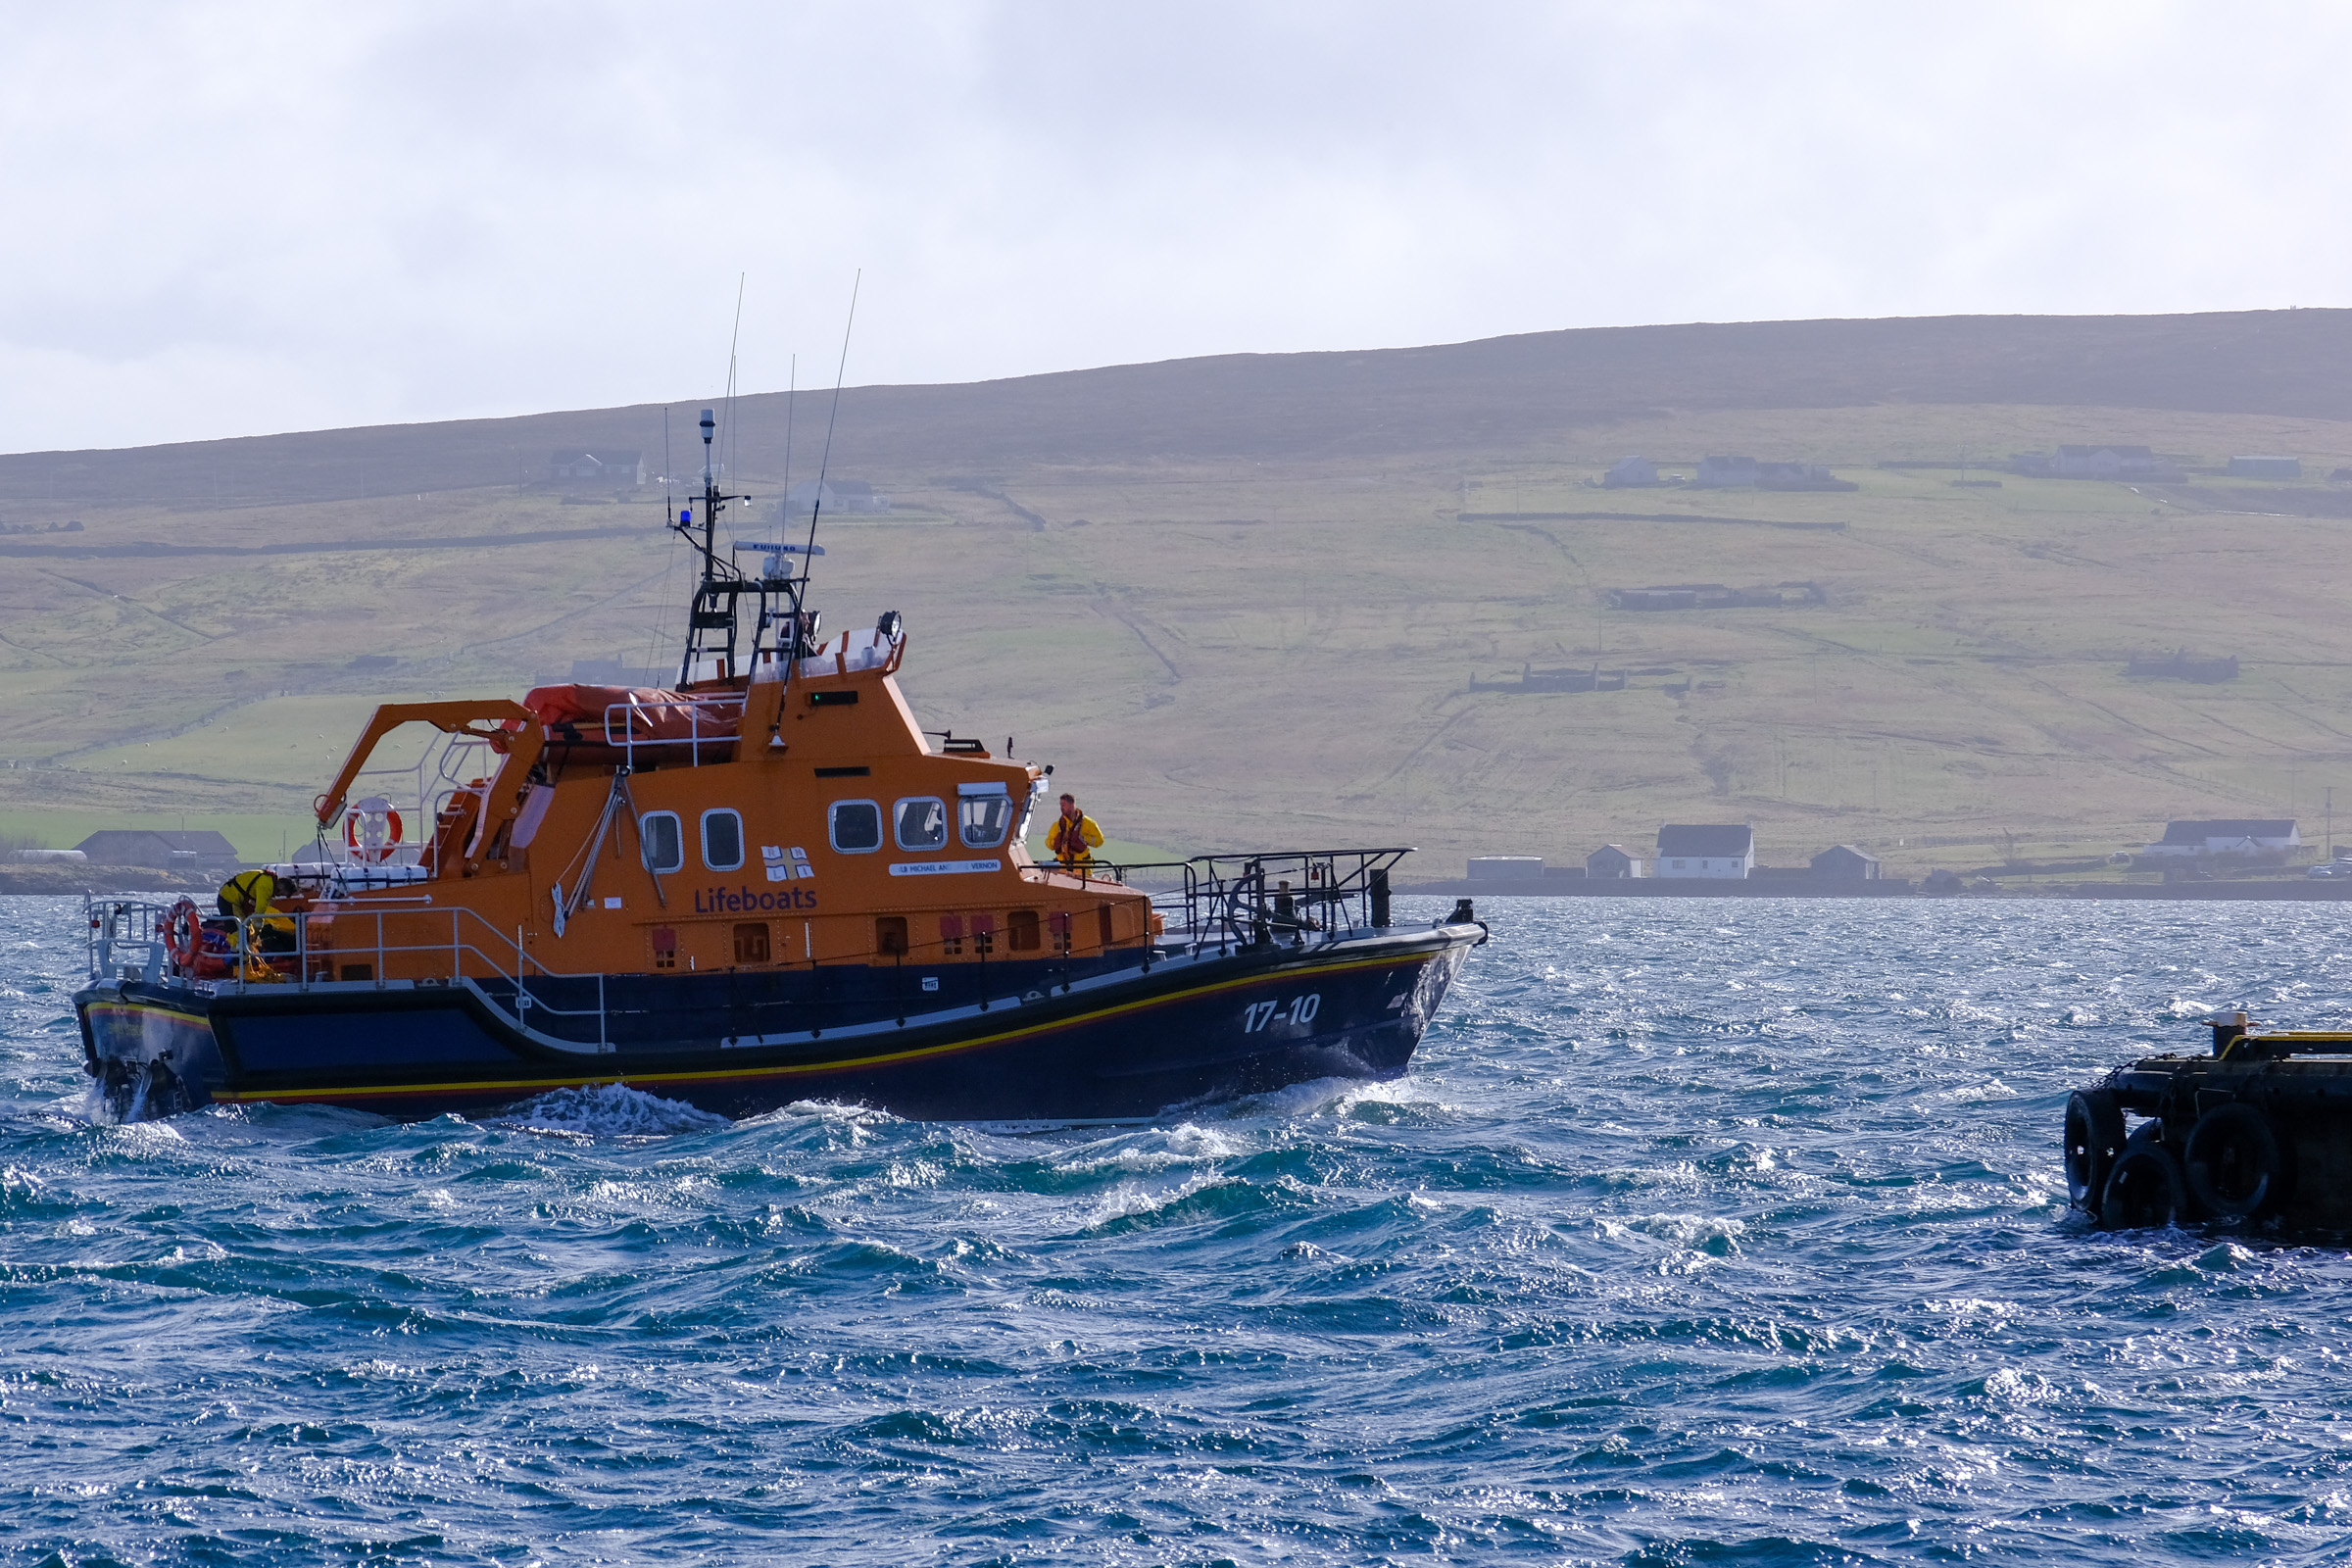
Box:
[693,885,820,914]
[888,858,1004,877]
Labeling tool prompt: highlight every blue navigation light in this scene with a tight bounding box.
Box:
[679,510,692,524]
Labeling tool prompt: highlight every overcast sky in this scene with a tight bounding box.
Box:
[6,2,2346,454]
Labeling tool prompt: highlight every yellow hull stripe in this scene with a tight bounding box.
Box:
[85,1001,213,1030]
[213,951,1430,1105]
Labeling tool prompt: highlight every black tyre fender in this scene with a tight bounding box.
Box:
[2183,1101,2287,1219]
[2101,1142,2187,1230]
[2064,1088,2127,1213]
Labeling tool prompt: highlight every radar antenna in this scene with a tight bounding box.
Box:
[672,407,733,685]
[660,275,860,691]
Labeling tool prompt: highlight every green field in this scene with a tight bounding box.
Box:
[11,313,2352,882]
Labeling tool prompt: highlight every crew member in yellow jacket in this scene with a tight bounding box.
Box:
[217,868,298,954]
[1046,794,1104,870]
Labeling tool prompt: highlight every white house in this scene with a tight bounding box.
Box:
[784,479,891,515]
[1656,824,1754,879]
[549,449,645,485]
[2139,819,2300,861]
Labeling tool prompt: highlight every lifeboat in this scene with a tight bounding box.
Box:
[73,414,1486,1123]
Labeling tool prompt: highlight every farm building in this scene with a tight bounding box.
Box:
[1755,462,1857,491]
[1586,845,1643,879]
[74,830,241,869]
[2139,819,2300,861]
[2051,444,2157,478]
[2228,456,2303,480]
[1811,845,1881,880]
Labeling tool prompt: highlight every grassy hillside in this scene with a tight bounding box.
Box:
[7,312,2352,878]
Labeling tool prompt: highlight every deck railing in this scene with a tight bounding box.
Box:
[86,896,612,1050]
[601,692,746,769]
[1050,848,1413,956]
[85,847,1421,1051]
[620,627,906,768]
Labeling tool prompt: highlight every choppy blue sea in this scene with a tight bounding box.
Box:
[11,893,2352,1565]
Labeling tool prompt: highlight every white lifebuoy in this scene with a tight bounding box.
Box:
[344,797,405,863]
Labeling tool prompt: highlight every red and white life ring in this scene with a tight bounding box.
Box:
[163,897,202,971]
[344,797,405,863]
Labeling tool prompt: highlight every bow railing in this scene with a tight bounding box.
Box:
[1043,848,1414,954]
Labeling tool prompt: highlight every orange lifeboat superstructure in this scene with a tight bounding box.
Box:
[74,412,1486,1123]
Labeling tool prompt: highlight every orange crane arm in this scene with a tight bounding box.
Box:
[313,700,542,829]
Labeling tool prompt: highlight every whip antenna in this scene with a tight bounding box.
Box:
[724,271,743,484]
[722,272,745,550]
[779,353,797,538]
[802,270,860,577]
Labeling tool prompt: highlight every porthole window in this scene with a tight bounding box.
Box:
[640,810,684,873]
[895,796,948,852]
[702,808,744,871]
[829,799,883,853]
[958,786,1012,849]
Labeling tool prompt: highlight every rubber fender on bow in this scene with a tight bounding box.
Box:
[2100,1141,2187,1230]
[2064,1088,2126,1215]
[2183,1102,2287,1220]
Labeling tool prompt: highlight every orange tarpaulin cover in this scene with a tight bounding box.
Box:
[521,686,741,746]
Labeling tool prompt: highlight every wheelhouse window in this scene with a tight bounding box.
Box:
[958,784,1012,849]
[640,810,683,873]
[829,799,883,853]
[895,796,948,853]
[701,808,744,871]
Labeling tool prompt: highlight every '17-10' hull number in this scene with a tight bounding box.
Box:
[1243,993,1320,1032]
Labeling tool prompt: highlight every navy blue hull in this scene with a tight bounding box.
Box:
[78,928,1478,1123]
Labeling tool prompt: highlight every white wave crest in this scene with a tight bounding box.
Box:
[491,1083,733,1138]
[1598,1211,1748,1262]
[103,1116,187,1146]
[1052,1122,1248,1176]
[1980,1366,2071,1405]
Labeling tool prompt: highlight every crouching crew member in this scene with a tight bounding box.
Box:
[217,868,300,954]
